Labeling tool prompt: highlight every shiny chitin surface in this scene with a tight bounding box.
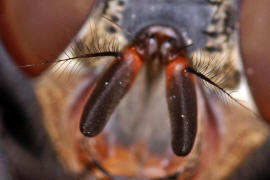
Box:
[166,57,197,156]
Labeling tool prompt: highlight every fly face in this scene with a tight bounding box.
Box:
[28,0,269,179]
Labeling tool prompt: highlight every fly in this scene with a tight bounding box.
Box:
[17,0,268,179]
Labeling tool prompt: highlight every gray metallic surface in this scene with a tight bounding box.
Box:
[121,0,212,51]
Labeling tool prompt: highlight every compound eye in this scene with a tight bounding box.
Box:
[0,0,96,77]
[240,0,270,122]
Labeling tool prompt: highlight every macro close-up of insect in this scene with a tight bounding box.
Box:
[1,0,270,179]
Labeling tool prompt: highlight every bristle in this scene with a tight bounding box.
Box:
[186,50,259,118]
[189,50,240,92]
